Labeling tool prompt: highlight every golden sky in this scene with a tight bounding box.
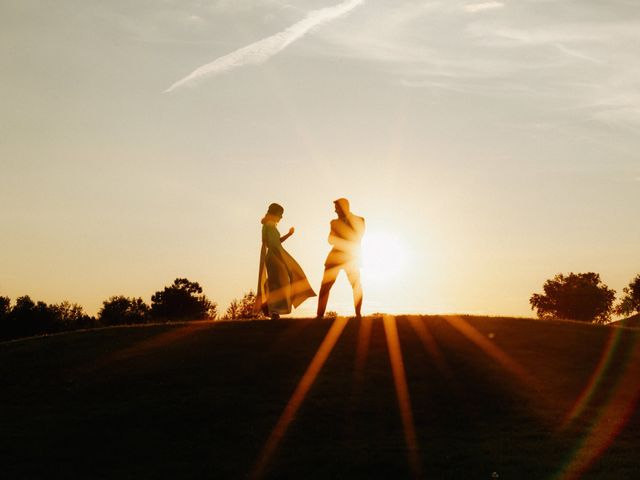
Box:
[1,0,639,317]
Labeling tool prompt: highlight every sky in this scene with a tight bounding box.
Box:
[1,0,639,318]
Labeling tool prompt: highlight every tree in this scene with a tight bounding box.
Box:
[0,296,10,318]
[224,291,265,320]
[6,296,59,338]
[51,301,95,330]
[150,278,217,321]
[0,296,11,339]
[530,272,616,324]
[615,274,640,317]
[99,296,150,326]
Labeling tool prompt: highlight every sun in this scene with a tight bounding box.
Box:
[360,231,409,284]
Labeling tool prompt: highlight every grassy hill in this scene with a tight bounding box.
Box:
[1,315,638,479]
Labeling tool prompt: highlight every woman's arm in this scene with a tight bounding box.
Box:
[280,227,295,243]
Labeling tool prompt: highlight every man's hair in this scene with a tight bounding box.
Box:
[334,198,350,217]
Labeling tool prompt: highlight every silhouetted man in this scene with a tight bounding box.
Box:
[317,198,365,319]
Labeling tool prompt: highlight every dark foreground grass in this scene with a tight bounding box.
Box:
[0,316,638,479]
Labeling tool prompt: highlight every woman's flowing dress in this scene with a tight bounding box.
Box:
[255,222,316,315]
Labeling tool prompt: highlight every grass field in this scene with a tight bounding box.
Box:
[1,315,639,479]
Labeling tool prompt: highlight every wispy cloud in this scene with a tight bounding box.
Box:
[165,0,365,92]
[308,1,640,131]
[553,43,603,64]
[464,2,504,13]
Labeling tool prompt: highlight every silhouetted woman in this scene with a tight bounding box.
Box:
[254,203,316,320]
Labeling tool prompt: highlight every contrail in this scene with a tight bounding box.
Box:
[165,0,365,93]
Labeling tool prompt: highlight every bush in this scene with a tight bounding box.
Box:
[99,296,151,326]
[224,291,265,320]
[150,278,217,321]
[530,272,616,324]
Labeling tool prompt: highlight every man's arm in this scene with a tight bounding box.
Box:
[327,221,338,246]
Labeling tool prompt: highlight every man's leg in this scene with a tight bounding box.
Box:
[317,265,339,318]
[346,266,363,317]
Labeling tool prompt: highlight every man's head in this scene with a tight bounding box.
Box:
[333,198,350,218]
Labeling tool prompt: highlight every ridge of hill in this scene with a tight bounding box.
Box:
[1,315,638,479]
[612,313,640,328]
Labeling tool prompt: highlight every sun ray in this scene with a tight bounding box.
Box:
[406,316,458,384]
[89,322,211,371]
[249,316,349,480]
[353,316,373,391]
[382,315,422,479]
[445,315,538,387]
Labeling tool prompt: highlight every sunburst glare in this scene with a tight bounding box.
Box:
[361,231,409,285]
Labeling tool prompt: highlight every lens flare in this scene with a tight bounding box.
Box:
[555,333,640,480]
[560,329,622,431]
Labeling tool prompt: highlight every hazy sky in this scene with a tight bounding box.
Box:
[2,0,639,317]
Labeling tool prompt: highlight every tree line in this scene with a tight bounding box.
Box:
[0,278,216,341]
[0,277,270,341]
[1,273,639,341]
